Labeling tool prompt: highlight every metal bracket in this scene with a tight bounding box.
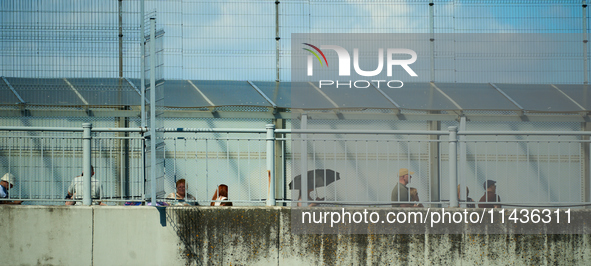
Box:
[19,103,30,117]
[84,106,94,117]
[248,80,277,114]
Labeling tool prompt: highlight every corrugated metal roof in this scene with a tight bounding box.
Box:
[1,77,589,114]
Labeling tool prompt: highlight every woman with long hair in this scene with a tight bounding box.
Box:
[211,184,232,206]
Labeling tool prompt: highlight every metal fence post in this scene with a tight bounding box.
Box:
[266,124,276,206]
[300,113,308,207]
[149,17,157,206]
[82,123,92,205]
[448,126,458,208]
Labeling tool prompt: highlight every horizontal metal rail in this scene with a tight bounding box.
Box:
[460,139,591,143]
[157,128,266,133]
[0,136,144,140]
[279,129,449,135]
[1,124,589,207]
[0,126,148,133]
[6,127,585,136]
[460,131,591,136]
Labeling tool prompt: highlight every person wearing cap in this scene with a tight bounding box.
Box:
[65,166,106,206]
[0,173,23,205]
[478,180,501,208]
[391,168,422,207]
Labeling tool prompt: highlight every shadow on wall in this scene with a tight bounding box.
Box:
[164,207,203,263]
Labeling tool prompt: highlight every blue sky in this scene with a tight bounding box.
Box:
[0,0,588,83]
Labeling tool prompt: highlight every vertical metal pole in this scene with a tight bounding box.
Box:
[448,126,458,207]
[140,0,146,127]
[118,0,128,201]
[266,124,276,206]
[429,0,435,82]
[428,112,440,207]
[583,122,591,205]
[119,0,123,78]
[275,1,280,82]
[83,123,92,206]
[459,117,467,206]
[139,0,146,205]
[274,119,286,205]
[116,0,125,201]
[584,0,588,84]
[300,113,308,207]
[149,18,157,205]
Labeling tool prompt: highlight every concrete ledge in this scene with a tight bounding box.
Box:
[93,206,183,266]
[0,205,93,266]
[0,206,183,266]
[1,206,591,265]
[167,207,591,265]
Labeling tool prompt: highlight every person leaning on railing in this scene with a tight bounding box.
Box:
[0,173,22,205]
[210,184,232,206]
[165,179,198,206]
[391,168,423,207]
[458,184,476,208]
[478,180,501,208]
[65,165,106,206]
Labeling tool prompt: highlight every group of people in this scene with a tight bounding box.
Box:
[1,166,106,206]
[391,168,501,208]
[4,166,503,208]
[1,166,233,207]
[163,179,232,206]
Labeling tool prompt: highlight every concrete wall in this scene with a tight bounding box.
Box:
[0,205,184,266]
[1,206,591,265]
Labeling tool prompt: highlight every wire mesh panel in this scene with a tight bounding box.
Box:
[92,132,145,203]
[159,0,276,80]
[156,117,274,205]
[0,130,144,204]
[290,135,435,206]
[459,136,583,207]
[0,0,141,78]
[290,118,438,206]
[1,123,590,207]
[0,133,80,203]
[1,0,589,83]
[160,133,269,206]
[144,12,166,200]
[1,0,591,211]
[454,0,583,33]
[449,121,585,208]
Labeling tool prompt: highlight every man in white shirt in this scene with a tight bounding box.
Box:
[66,166,105,205]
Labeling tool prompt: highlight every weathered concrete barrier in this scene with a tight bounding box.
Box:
[1,206,591,265]
[0,205,185,266]
[168,207,591,265]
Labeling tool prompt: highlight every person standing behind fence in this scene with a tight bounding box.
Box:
[210,184,232,206]
[0,173,22,205]
[458,184,476,208]
[391,168,422,207]
[478,180,501,208]
[166,179,198,206]
[65,165,105,206]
